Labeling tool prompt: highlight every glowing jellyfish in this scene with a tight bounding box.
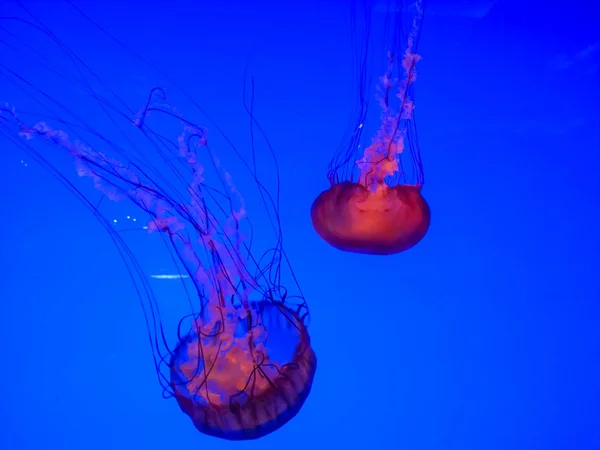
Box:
[4,98,316,440]
[311,0,430,255]
[0,10,315,440]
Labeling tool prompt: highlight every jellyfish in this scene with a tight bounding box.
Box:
[0,9,315,440]
[311,0,430,255]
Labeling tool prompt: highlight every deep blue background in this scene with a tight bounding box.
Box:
[1,1,599,449]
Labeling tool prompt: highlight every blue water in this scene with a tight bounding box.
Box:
[1,1,599,449]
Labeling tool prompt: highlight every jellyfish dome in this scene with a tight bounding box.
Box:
[170,299,316,440]
[311,181,430,255]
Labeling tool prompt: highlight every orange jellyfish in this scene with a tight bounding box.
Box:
[311,0,429,255]
[2,25,317,435]
[2,9,316,439]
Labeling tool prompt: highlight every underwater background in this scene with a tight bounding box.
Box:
[0,0,599,449]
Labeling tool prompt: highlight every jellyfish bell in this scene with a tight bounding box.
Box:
[311,181,429,255]
[170,299,316,440]
[311,0,429,255]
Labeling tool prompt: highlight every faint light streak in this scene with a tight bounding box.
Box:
[150,274,190,280]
